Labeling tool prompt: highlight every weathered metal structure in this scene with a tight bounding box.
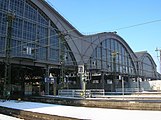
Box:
[0,0,159,97]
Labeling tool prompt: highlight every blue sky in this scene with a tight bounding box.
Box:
[47,0,161,72]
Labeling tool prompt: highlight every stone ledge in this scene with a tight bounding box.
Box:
[1,96,161,120]
[0,106,79,120]
[23,96,161,111]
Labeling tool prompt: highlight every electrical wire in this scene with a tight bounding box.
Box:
[0,3,161,72]
[114,19,161,31]
[0,18,160,68]
[1,6,161,53]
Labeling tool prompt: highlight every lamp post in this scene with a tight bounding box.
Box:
[60,61,64,88]
[59,32,67,89]
[112,51,119,92]
[121,76,125,99]
[155,48,161,74]
[3,11,15,98]
[136,60,140,92]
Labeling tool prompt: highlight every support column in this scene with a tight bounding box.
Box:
[101,72,105,90]
[53,77,57,96]
[45,65,49,95]
[3,11,15,98]
[112,52,117,92]
[78,65,86,97]
[80,73,87,98]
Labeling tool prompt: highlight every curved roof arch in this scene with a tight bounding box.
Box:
[135,51,157,68]
[81,32,138,65]
[135,51,157,78]
[135,51,157,69]
[30,0,85,64]
[30,0,138,66]
[31,0,83,37]
[30,0,157,76]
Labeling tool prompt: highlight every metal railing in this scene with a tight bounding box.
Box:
[116,88,144,92]
[58,89,105,98]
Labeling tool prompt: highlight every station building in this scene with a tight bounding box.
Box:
[0,0,160,96]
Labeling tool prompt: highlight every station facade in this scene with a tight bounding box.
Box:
[0,0,160,96]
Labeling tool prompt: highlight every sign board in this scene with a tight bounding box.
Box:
[45,77,55,83]
[78,65,84,74]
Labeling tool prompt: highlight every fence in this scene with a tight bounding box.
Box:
[116,87,144,92]
[58,89,105,98]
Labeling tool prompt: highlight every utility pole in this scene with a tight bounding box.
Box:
[112,51,118,92]
[155,48,161,74]
[3,11,15,98]
[60,32,67,89]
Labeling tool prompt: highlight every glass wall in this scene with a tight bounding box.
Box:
[0,0,75,65]
[89,38,135,76]
[141,57,156,78]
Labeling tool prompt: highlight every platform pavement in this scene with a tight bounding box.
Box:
[0,113,23,120]
[1,94,161,119]
[0,100,161,120]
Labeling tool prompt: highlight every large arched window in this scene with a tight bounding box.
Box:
[142,56,156,78]
[0,0,76,65]
[89,38,135,75]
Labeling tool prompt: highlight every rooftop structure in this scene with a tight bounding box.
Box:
[0,0,160,97]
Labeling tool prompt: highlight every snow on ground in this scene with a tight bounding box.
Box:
[0,100,161,120]
[0,114,23,120]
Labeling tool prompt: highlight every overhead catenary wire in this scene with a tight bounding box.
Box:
[0,20,161,68]
[1,8,161,66]
[1,6,161,51]
[0,11,158,76]
[1,17,161,53]
[113,19,161,31]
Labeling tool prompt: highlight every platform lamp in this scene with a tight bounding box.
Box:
[111,51,119,92]
[155,48,161,74]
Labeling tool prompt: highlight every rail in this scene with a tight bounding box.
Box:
[116,88,144,92]
[58,89,105,98]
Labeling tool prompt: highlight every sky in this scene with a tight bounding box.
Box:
[46,0,161,72]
